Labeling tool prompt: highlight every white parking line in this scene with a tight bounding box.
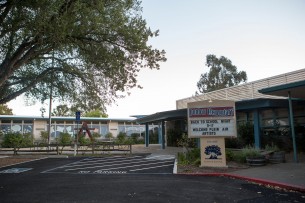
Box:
[62,156,143,168]
[129,163,174,172]
[91,160,174,172]
[145,155,176,160]
[65,158,169,171]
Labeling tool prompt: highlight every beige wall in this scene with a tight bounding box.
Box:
[108,121,119,137]
[33,120,47,140]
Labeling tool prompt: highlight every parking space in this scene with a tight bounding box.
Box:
[41,155,176,175]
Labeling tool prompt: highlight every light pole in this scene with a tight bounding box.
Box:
[47,51,54,148]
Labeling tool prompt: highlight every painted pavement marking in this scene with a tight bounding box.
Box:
[0,168,33,173]
[42,155,175,174]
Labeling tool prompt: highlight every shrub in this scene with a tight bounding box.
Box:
[1,132,33,154]
[178,148,200,166]
[116,132,127,144]
[78,135,90,145]
[177,133,196,153]
[40,131,49,145]
[225,149,235,161]
[105,132,114,140]
[91,132,101,143]
[56,132,72,154]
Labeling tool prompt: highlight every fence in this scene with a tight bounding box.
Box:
[0,142,132,155]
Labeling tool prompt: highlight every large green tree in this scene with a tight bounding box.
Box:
[0,0,166,112]
[51,104,70,116]
[196,55,247,94]
[0,104,13,115]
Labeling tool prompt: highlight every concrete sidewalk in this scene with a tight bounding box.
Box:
[133,144,305,192]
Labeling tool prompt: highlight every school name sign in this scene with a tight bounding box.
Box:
[188,100,237,138]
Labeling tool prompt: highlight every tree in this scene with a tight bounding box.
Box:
[84,109,108,118]
[0,104,13,115]
[196,55,247,94]
[52,104,71,116]
[0,0,166,113]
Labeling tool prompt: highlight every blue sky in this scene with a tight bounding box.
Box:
[8,0,305,117]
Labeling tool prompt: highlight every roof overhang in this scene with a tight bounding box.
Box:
[135,109,187,124]
[258,80,305,99]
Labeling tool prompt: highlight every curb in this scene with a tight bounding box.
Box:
[178,173,305,193]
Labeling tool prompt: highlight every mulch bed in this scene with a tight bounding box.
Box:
[178,161,249,174]
[0,156,41,168]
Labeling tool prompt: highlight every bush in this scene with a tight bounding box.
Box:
[177,134,196,153]
[116,132,127,144]
[226,149,235,161]
[1,132,33,154]
[91,132,101,143]
[40,131,49,145]
[104,132,114,140]
[178,148,200,166]
[56,132,72,154]
[78,135,90,145]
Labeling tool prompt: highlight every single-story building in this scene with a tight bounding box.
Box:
[0,116,148,141]
[135,68,305,162]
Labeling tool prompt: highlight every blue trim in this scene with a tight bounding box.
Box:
[253,109,261,149]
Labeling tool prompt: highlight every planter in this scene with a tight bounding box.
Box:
[269,151,285,164]
[246,156,266,166]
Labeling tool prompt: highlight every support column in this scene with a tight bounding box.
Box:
[161,120,165,149]
[288,92,298,163]
[145,123,149,147]
[253,109,261,149]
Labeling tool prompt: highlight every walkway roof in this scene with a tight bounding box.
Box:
[258,80,305,99]
[135,98,304,124]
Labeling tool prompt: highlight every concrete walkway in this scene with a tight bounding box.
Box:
[134,144,305,192]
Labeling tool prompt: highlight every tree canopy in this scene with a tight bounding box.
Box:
[0,0,166,112]
[196,55,247,94]
[51,104,108,117]
[0,104,13,115]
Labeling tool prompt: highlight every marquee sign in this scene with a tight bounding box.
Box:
[188,100,236,138]
[188,100,236,168]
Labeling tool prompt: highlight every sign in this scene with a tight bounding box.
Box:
[200,137,226,167]
[188,100,236,138]
[187,100,236,168]
[75,111,81,122]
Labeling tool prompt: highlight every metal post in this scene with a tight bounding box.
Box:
[288,91,298,163]
[74,121,78,156]
[161,120,165,149]
[47,51,54,149]
[145,123,149,147]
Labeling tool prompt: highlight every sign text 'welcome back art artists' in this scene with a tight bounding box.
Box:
[188,100,237,138]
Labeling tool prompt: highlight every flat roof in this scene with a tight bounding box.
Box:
[0,115,136,122]
[258,80,305,99]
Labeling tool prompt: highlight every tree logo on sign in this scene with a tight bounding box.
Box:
[204,145,222,159]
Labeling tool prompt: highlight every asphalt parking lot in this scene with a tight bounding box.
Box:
[0,155,304,202]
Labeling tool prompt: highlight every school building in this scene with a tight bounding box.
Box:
[0,116,146,141]
[135,68,305,162]
[1,69,304,162]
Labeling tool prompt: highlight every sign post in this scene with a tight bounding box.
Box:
[75,111,81,156]
[187,100,236,168]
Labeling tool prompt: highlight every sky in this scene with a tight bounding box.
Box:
[7,0,305,118]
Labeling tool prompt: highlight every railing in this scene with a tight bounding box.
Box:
[0,142,132,155]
